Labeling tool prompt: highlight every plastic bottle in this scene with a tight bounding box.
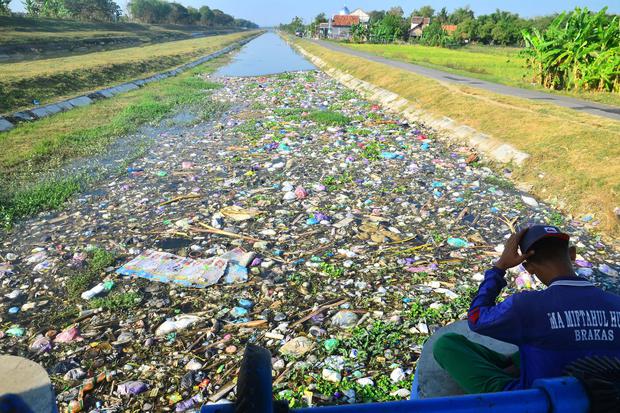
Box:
[80,280,114,300]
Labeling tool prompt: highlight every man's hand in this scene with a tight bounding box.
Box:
[495,228,534,271]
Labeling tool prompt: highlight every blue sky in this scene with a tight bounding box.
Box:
[9,0,619,26]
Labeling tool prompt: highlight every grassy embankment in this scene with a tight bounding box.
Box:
[0,30,258,113]
[0,15,236,46]
[295,38,620,238]
[343,43,620,108]
[0,51,235,227]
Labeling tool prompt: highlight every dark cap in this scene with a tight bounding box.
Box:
[519,224,570,253]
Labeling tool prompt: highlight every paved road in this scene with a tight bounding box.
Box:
[311,39,620,122]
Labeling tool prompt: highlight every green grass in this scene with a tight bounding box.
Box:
[66,247,116,299]
[0,30,258,113]
[0,55,231,227]
[0,177,81,227]
[90,292,142,310]
[293,37,620,238]
[483,175,514,190]
[308,110,351,126]
[344,43,620,107]
[320,262,345,278]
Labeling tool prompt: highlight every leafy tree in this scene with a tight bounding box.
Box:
[449,6,474,24]
[199,5,214,25]
[234,18,258,29]
[280,16,305,34]
[491,19,521,45]
[436,7,449,23]
[370,13,408,43]
[411,5,434,18]
[419,20,449,46]
[186,6,200,24]
[212,8,234,26]
[350,22,369,42]
[454,17,477,41]
[168,2,189,24]
[368,10,385,23]
[24,0,69,17]
[307,12,327,36]
[63,0,121,21]
[387,6,404,17]
[128,0,170,23]
[0,0,11,15]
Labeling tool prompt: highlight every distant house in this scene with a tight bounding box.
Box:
[330,15,360,40]
[441,24,458,34]
[318,6,367,40]
[350,8,370,23]
[410,16,431,38]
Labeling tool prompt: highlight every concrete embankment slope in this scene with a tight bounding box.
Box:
[288,35,620,241]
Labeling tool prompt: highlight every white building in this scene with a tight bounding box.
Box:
[350,8,370,23]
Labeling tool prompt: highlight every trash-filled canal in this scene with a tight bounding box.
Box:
[1,32,619,413]
[214,31,315,77]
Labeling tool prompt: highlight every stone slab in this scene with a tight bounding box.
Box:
[114,83,139,93]
[414,320,518,399]
[12,111,36,121]
[31,104,62,118]
[56,100,74,111]
[0,117,14,132]
[0,355,56,413]
[67,96,93,107]
[97,88,114,98]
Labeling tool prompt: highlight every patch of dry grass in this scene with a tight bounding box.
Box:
[296,38,620,238]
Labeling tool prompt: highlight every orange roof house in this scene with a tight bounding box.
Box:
[442,24,458,34]
[332,15,360,27]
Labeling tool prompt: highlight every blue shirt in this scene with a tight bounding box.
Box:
[468,267,620,390]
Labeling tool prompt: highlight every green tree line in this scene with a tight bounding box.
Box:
[11,0,258,26]
[288,5,609,47]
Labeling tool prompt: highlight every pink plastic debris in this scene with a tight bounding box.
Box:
[54,326,82,343]
[295,186,308,200]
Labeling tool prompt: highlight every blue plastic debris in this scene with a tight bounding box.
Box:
[447,238,469,248]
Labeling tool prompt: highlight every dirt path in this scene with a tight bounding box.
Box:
[1,70,618,411]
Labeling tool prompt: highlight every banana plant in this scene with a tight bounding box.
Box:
[521,7,619,92]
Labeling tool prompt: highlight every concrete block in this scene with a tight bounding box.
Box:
[69,96,93,107]
[115,83,139,93]
[56,100,74,111]
[453,125,476,139]
[12,111,35,121]
[31,104,62,118]
[512,151,530,166]
[492,143,519,163]
[99,89,115,98]
[0,355,56,413]
[0,117,14,132]
[469,133,491,147]
[414,320,518,399]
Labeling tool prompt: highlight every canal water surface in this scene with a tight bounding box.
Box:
[214,32,315,77]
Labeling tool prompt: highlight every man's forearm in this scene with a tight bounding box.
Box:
[468,267,507,324]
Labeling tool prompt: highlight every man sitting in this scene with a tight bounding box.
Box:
[433,225,620,393]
